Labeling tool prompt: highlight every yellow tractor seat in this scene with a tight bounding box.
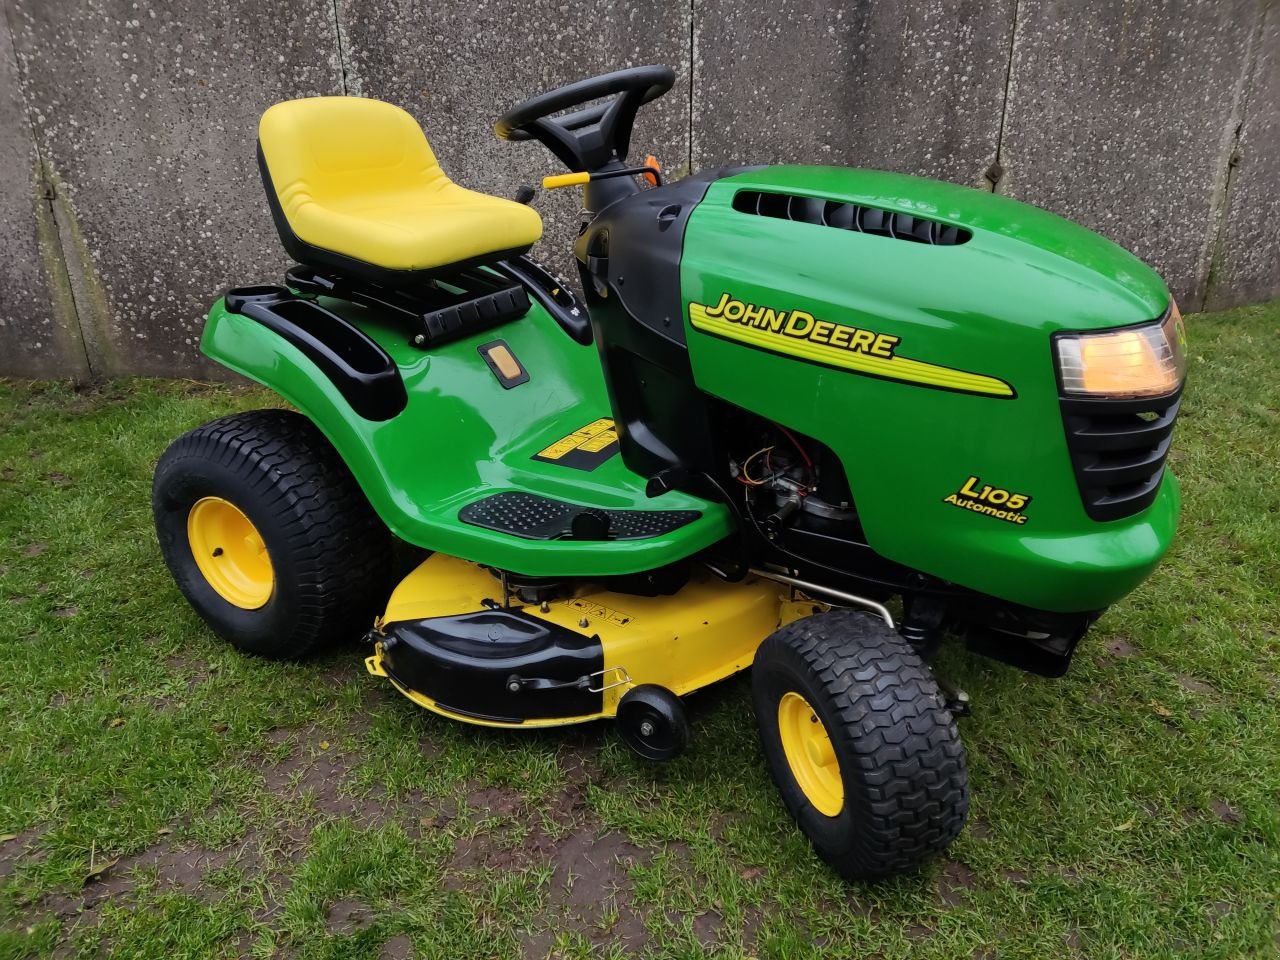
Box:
[257,97,543,280]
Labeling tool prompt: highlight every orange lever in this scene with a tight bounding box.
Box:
[642,154,661,187]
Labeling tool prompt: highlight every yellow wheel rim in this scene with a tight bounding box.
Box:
[187,496,275,609]
[777,691,844,817]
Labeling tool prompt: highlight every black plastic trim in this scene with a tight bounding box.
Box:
[225,285,407,421]
[285,264,530,350]
[492,256,592,345]
[380,611,603,722]
[1059,386,1181,521]
[460,492,700,541]
[731,189,972,246]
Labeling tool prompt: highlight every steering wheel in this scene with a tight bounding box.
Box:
[494,65,675,172]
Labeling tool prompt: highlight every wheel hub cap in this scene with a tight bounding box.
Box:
[187,496,275,609]
[778,691,844,817]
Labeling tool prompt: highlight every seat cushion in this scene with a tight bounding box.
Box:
[259,97,542,273]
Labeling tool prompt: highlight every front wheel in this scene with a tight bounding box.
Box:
[752,610,968,881]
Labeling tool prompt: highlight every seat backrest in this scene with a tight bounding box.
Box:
[259,97,448,219]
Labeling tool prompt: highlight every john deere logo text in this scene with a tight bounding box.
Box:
[702,293,901,359]
[944,476,1031,525]
[689,293,1015,398]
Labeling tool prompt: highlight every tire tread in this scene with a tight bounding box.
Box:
[154,409,391,657]
[754,610,969,879]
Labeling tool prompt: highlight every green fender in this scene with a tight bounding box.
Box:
[200,296,732,577]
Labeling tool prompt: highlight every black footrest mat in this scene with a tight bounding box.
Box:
[459,492,700,541]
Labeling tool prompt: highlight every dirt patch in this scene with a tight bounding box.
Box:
[381,935,413,959]
[450,821,557,875]
[1210,799,1242,825]
[327,899,376,934]
[937,860,978,908]
[50,606,78,618]
[1044,863,1081,883]
[22,542,48,557]
[263,738,363,820]
[261,734,437,832]
[34,840,236,922]
[467,784,526,819]
[1177,675,1215,695]
[164,655,212,692]
[1102,637,1138,659]
[692,909,722,947]
[0,825,50,880]
[1205,900,1233,921]
[489,827,652,956]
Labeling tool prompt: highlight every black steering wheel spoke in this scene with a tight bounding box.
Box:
[495,66,675,172]
[525,118,587,172]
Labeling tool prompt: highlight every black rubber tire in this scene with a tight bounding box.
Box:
[752,609,969,881]
[616,684,689,760]
[153,410,392,659]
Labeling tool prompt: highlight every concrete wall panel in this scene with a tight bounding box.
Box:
[337,0,692,282]
[692,0,1017,185]
[0,9,88,379]
[999,0,1263,308]
[1206,4,1279,310]
[0,0,1276,379]
[4,0,342,376]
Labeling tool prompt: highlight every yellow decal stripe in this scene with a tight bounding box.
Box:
[537,418,615,460]
[689,303,1014,398]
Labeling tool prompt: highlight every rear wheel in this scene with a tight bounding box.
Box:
[752,610,968,880]
[153,410,392,658]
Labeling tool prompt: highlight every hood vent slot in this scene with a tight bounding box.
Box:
[732,190,971,246]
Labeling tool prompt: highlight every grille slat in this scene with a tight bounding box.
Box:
[1061,390,1181,521]
[732,190,971,246]
[1066,408,1177,451]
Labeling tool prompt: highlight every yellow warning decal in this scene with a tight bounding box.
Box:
[533,418,621,471]
[689,293,1015,398]
[569,598,634,626]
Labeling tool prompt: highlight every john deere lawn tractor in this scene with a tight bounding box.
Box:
[153,66,1186,880]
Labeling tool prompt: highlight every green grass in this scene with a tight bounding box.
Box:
[1,302,1278,960]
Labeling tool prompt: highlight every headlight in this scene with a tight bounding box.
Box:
[1055,301,1187,399]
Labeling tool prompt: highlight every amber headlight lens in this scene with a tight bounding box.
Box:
[1055,302,1187,399]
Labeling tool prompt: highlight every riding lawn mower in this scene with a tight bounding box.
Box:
[153,66,1186,880]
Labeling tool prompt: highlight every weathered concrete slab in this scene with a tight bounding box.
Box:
[5,0,342,376]
[0,9,88,379]
[337,0,692,283]
[0,0,1276,381]
[999,0,1263,308]
[692,0,1016,185]
[1206,5,1279,310]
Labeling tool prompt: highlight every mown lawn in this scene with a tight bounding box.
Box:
[0,301,1278,960]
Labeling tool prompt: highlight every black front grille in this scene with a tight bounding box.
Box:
[1060,388,1181,521]
[732,189,971,245]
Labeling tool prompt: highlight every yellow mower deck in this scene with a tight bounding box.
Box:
[365,553,821,727]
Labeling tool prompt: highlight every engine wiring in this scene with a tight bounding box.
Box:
[736,445,774,486]
[776,424,814,471]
